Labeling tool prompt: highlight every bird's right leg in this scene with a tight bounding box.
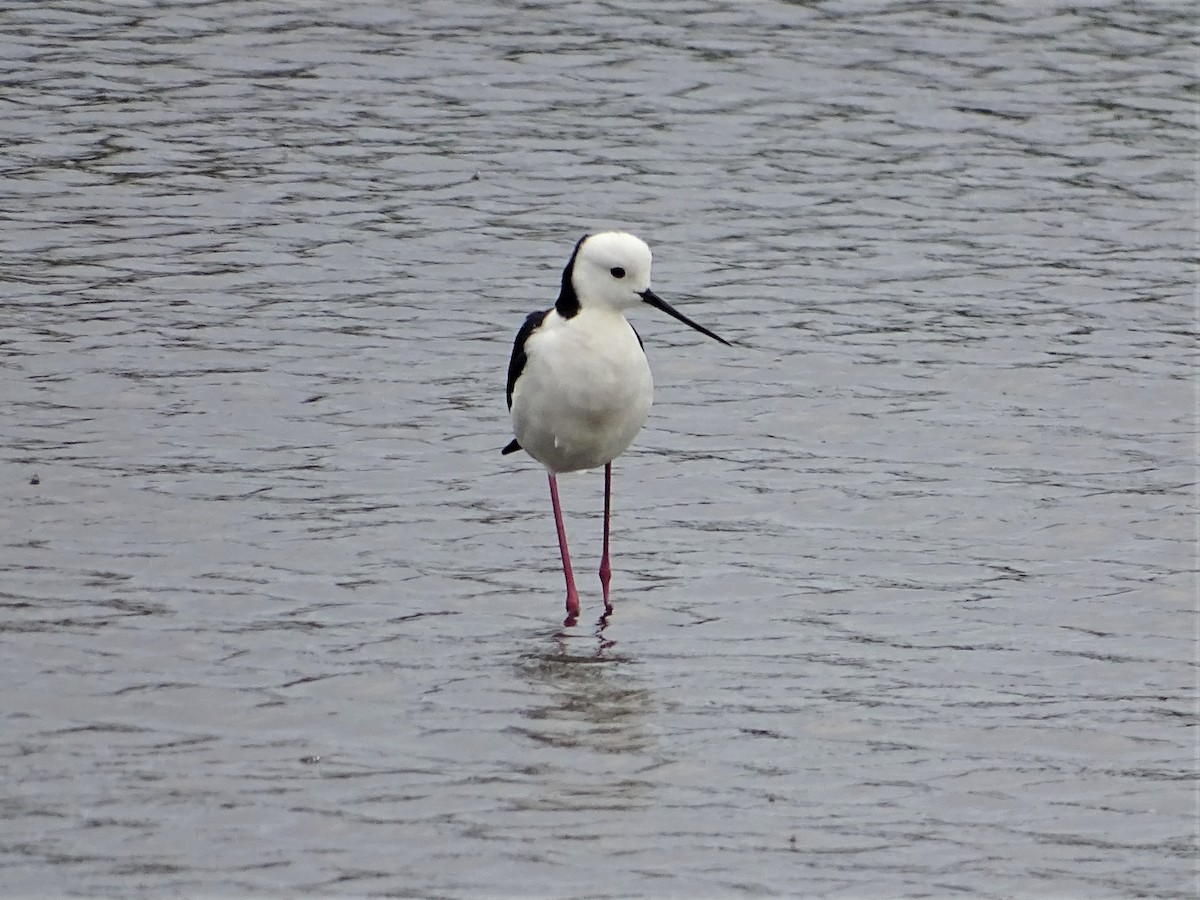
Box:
[547,473,580,625]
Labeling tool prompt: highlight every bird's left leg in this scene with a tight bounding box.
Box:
[599,462,613,615]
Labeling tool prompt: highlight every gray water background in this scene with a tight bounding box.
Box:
[1,0,1196,896]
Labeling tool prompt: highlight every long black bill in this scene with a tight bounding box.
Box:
[640,289,731,346]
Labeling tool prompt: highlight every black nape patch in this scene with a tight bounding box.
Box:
[554,234,588,319]
[505,309,549,410]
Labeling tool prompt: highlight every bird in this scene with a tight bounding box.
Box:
[502,231,730,625]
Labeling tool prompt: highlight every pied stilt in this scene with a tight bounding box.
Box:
[503,232,729,625]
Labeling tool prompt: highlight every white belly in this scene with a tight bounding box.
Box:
[511,309,653,473]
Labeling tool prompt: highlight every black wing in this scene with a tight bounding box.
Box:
[505,309,549,410]
[501,310,549,455]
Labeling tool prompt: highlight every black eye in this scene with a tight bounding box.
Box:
[610,266,626,279]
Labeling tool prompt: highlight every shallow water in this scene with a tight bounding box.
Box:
[1,0,1196,896]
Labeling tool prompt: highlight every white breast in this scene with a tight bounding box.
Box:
[511,308,654,474]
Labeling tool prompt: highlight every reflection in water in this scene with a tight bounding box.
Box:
[513,627,655,759]
[507,628,658,815]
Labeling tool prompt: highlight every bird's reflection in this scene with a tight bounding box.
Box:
[513,620,654,757]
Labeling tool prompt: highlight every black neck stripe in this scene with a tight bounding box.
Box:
[554,234,588,319]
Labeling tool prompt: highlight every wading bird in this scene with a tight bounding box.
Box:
[503,232,729,625]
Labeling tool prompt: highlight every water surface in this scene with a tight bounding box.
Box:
[1,0,1195,896]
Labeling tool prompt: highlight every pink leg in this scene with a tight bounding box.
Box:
[547,473,580,624]
[599,462,613,615]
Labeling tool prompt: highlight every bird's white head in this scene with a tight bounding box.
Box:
[568,231,653,312]
[552,231,731,345]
